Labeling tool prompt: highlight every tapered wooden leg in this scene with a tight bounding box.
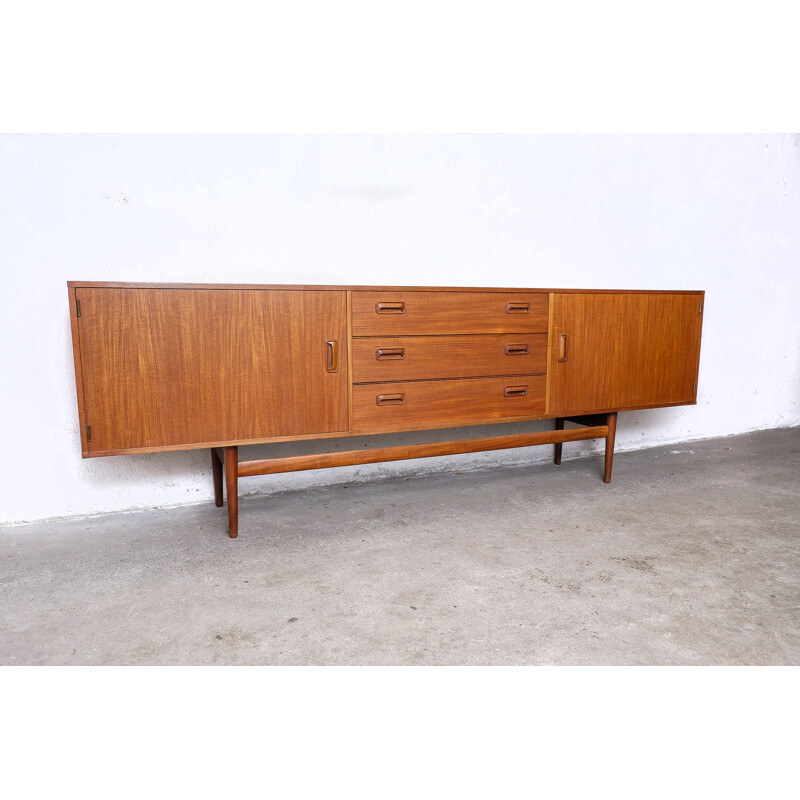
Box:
[211,449,224,508]
[554,418,564,465]
[224,446,239,538]
[604,412,617,483]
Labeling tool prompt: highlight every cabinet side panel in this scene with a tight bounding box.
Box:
[67,282,89,456]
[549,293,703,415]
[75,288,349,453]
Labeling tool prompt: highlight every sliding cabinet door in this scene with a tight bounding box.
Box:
[548,293,703,416]
[75,288,349,454]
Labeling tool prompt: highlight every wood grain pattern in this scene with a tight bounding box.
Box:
[548,292,704,416]
[75,288,349,453]
[353,376,547,433]
[67,283,705,462]
[351,333,548,383]
[351,291,549,335]
[238,424,609,477]
[70,281,704,295]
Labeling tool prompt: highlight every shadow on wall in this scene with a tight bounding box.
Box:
[77,447,211,495]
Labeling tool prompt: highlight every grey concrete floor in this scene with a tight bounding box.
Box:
[2,427,799,665]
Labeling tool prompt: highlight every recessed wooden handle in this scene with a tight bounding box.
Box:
[557,334,568,362]
[326,340,339,373]
[376,302,405,313]
[504,344,529,355]
[376,348,406,360]
[503,385,528,397]
[506,302,530,313]
[376,393,406,405]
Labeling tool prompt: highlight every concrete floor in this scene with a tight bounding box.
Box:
[1,427,799,665]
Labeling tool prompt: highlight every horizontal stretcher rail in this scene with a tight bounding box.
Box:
[237,425,609,478]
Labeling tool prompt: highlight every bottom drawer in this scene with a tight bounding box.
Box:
[352,376,547,433]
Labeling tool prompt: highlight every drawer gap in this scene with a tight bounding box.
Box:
[352,372,546,386]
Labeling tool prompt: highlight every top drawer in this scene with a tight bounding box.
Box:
[351,291,549,336]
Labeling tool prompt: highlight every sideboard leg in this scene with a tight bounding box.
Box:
[211,449,224,508]
[554,418,564,465]
[604,412,618,483]
[224,446,239,538]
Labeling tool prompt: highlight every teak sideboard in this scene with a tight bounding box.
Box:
[67,283,704,538]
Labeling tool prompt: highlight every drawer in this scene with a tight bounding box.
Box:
[352,376,547,433]
[351,291,549,335]
[351,334,548,383]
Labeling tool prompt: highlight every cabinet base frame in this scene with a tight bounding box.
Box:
[211,412,618,538]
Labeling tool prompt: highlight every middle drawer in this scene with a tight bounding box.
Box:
[351,333,547,383]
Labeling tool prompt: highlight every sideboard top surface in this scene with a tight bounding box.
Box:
[67,281,704,295]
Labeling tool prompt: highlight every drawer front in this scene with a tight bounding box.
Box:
[353,376,547,432]
[351,334,548,383]
[351,291,549,335]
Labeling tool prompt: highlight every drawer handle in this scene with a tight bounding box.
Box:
[504,343,529,356]
[326,340,339,373]
[376,302,405,313]
[376,348,406,360]
[503,385,528,397]
[376,393,406,406]
[557,334,568,362]
[506,302,530,313]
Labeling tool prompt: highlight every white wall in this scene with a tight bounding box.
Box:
[1,134,798,526]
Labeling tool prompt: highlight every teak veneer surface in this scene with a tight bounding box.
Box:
[70,281,703,295]
[351,333,548,383]
[67,282,704,454]
[75,288,348,453]
[352,376,547,432]
[549,292,703,415]
[351,291,549,335]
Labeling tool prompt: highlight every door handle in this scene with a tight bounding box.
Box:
[376,348,406,360]
[326,340,339,373]
[557,334,568,363]
[504,344,529,356]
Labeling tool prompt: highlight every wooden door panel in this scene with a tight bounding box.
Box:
[76,288,348,453]
[549,293,703,415]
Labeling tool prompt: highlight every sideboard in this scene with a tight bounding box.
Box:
[67,283,704,537]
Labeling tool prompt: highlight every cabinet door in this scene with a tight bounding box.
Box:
[548,293,703,416]
[76,288,349,453]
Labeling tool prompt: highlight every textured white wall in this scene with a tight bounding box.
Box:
[1,134,799,526]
